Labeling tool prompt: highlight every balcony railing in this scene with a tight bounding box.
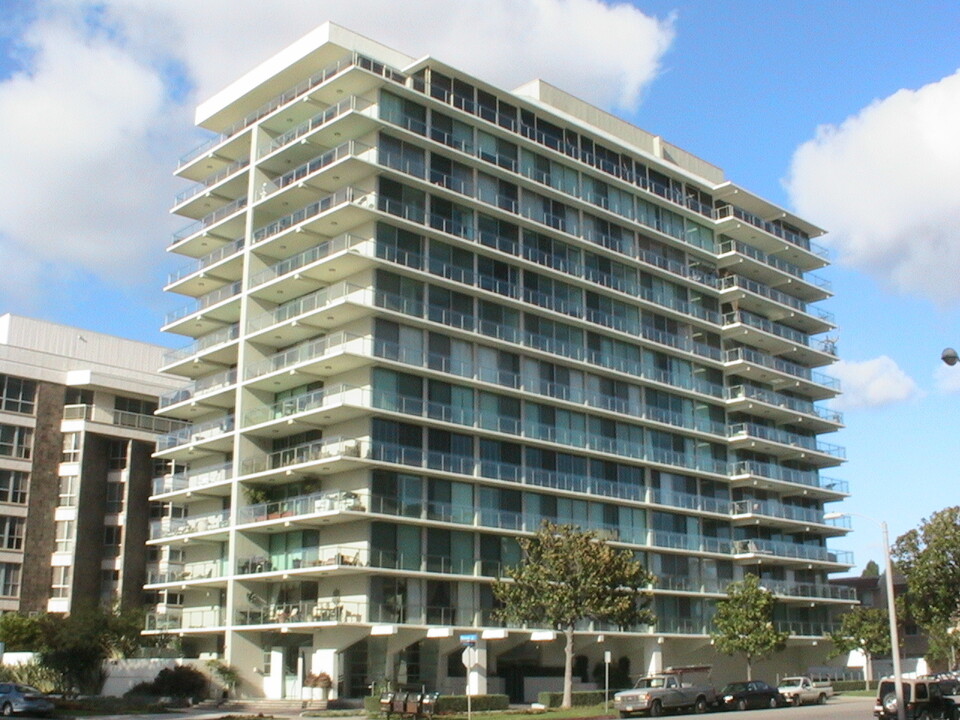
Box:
[167,238,245,286]
[159,368,238,408]
[724,347,840,390]
[260,96,375,158]
[729,423,846,459]
[244,331,368,381]
[174,158,250,206]
[239,436,364,476]
[151,462,232,496]
[149,509,230,540]
[164,282,242,326]
[726,384,843,425]
[163,324,240,366]
[245,282,369,334]
[242,384,364,427]
[248,232,369,289]
[171,197,248,245]
[251,186,374,245]
[730,460,849,494]
[147,559,227,584]
[113,410,188,435]
[156,415,235,452]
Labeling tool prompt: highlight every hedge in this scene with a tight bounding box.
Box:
[832,680,877,692]
[365,694,510,714]
[538,690,622,708]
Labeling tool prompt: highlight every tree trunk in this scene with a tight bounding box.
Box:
[865,652,873,691]
[745,656,752,682]
[563,625,575,709]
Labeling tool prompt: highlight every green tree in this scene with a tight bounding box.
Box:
[710,574,788,680]
[35,605,146,695]
[0,612,43,651]
[861,560,880,578]
[493,523,655,708]
[828,607,891,687]
[893,507,960,631]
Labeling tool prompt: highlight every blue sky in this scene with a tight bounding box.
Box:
[1,0,958,573]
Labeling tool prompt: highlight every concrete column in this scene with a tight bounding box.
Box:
[465,640,488,695]
[311,647,340,700]
[644,640,663,675]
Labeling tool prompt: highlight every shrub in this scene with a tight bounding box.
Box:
[0,662,61,693]
[124,665,208,699]
[538,690,614,708]
[832,679,877,692]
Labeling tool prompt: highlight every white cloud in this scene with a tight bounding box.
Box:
[98,0,674,110]
[0,0,674,310]
[786,70,960,305]
[830,356,921,410]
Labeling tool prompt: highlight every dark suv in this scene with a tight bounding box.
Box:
[874,677,959,720]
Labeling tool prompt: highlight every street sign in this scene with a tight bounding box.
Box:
[460,633,478,646]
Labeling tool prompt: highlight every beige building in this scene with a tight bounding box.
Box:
[154,23,853,699]
[0,314,183,614]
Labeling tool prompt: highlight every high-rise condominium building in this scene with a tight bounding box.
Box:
[0,314,183,614]
[155,23,852,700]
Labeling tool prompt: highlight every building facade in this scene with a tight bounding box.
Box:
[0,314,183,614]
[155,23,853,699]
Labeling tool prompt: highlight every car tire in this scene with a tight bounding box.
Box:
[737,698,747,711]
[649,700,663,717]
[768,697,778,708]
[791,695,801,706]
[694,697,708,714]
[1,703,12,717]
[817,693,826,705]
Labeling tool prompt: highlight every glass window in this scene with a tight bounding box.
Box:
[0,375,36,415]
[103,525,122,556]
[0,425,32,460]
[51,566,71,598]
[0,471,27,504]
[61,432,80,463]
[0,563,21,597]
[106,481,124,513]
[55,521,75,553]
[0,517,24,550]
[108,440,128,470]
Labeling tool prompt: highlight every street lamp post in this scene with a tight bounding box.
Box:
[825,512,906,720]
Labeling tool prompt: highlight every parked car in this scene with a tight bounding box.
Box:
[0,684,54,717]
[874,677,959,720]
[614,666,716,717]
[718,681,785,711]
[776,676,833,705]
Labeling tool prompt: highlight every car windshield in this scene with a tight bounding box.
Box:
[878,682,912,703]
[14,685,41,694]
[721,683,748,693]
[635,678,666,689]
[777,679,802,688]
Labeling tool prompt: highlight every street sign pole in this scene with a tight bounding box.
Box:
[461,634,478,720]
[604,650,611,711]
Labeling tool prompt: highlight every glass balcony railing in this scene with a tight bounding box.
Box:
[174,158,250,206]
[726,384,843,425]
[167,238,245,286]
[242,384,364,427]
[164,282,242,326]
[159,368,237,408]
[149,509,230,540]
[734,538,852,565]
[239,436,364,477]
[257,140,373,200]
[730,460,849,494]
[171,197,247,245]
[729,423,846,459]
[243,331,369,381]
[260,96,375,159]
[250,186,374,245]
[248,233,369,289]
[245,282,369,334]
[162,324,240,366]
[152,462,233,496]
[724,347,840,390]
[156,414,235,452]
[147,559,228,584]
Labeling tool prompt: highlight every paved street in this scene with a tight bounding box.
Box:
[707,695,872,719]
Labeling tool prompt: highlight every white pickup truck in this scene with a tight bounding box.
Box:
[777,676,834,705]
[614,666,716,717]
